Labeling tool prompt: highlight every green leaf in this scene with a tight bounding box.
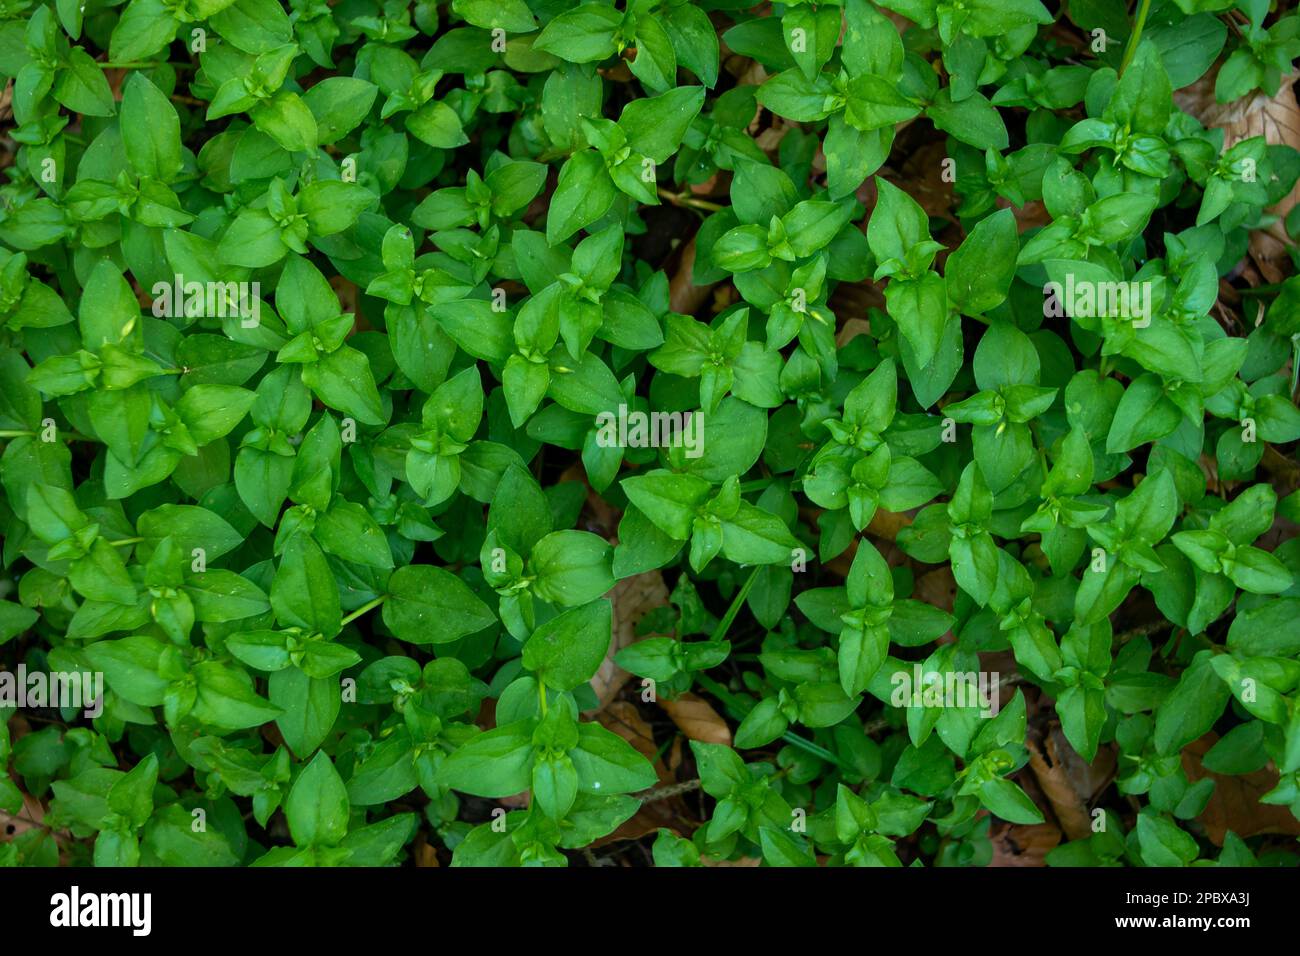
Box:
[571,722,658,792]
[522,600,612,692]
[110,0,179,62]
[300,346,385,425]
[1153,651,1231,756]
[536,4,623,63]
[547,150,618,245]
[406,101,469,149]
[299,181,376,237]
[84,636,170,707]
[55,48,116,117]
[121,74,183,181]
[945,208,1017,314]
[454,0,537,32]
[925,90,1008,150]
[1227,598,1300,656]
[303,78,379,145]
[272,534,342,637]
[251,92,319,153]
[978,778,1044,824]
[530,531,614,606]
[285,752,350,847]
[192,662,282,730]
[270,668,339,756]
[619,86,706,164]
[1106,374,1182,453]
[382,565,495,644]
[442,720,536,797]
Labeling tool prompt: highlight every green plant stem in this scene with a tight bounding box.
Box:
[340,595,386,627]
[1292,336,1300,397]
[0,429,97,442]
[534,146,573,164]
[777,730,847,768]
[636,777,702,802]
[694,673,850,770]
[1120,0,1153,74]
[1238,282,1286,297]
[110,537,144,547]
[708,567,761,644]
[656,186,723,212]
[690,569,853,769]
[97,60,166,69]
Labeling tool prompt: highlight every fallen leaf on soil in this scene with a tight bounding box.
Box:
[599,701,666,771]
[1011,199,1052,233]
[657,692,732,745]
[835,316,874,347]
[598,60,633,83]
[1183,734,1300,846]
[585,570,672,716]
[1175,70,1300,282]
[1026,725,1116,841]
[829,281,888,334]
[0,786,71,864]
[914,567,957,613]
[331,275,360,319]
[667,735,683,772]
[669,235,717,318]
[498,791,530,810]
[412,833,440,866]
[820,515,913,577]
[887,138,955,225]
[866,507,913,543]
[551,467,672,718]
[990,822,1062,867]
[0,787,46,843]
[595,702,696,844]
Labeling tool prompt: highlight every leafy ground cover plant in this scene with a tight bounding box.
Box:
[1,0,1300,869]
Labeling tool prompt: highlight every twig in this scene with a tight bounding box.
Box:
[636,778,702,803]
[657,187,723,212]
[1115,620,1175,643]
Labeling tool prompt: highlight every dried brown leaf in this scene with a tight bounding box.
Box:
[657,691,732,745]
[888,138,955,225]
[412,833,440,866]
[598,701,666,774]
[1011,199,1052,233]
[1183,734,1300,846]
[989,822,1062,867]
[585,571,671,716]
[0,787,46,843]
[1026,725,1115,841]
[1175,70,1300,282]
[668,235,716,317]
[835,316,874,347]
[914,567,957,614]
[594,702,697,844]
[498,790,530,810]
